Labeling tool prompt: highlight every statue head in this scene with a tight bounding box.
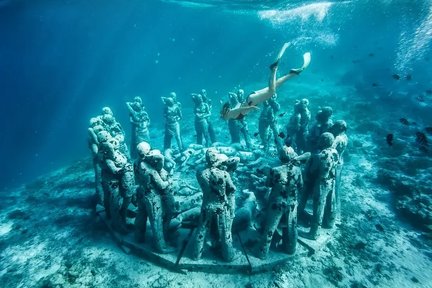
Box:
[102,107,113,116]
[331,120,347,136]
[137,141,151,159]
[134,96,143,105]
[147,149,164,171]
[318,132,335,149]
[279,145,298,163]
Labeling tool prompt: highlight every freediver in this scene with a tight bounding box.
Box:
[220,43,311,121]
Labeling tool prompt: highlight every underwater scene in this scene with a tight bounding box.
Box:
[1,0,432,287]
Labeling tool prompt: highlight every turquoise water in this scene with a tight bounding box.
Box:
[0,0,431,190]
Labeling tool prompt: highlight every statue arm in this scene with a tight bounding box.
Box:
[106,159,122,174]
[151,170,169,191]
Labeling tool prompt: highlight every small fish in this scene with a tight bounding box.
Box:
[392,74,401,80]
[386,133,394,146]
[406,74,412,81]
[416,95,425,102]
[368,52,375,57]
[253,132,259,137]
[372,82,379,87]
[425,89,432,95]
[278,112,287,117]
[278,132,285,139]
[352,59,361,64]
[375,223,384,232]
[424,127,432,134]
[399,118,410,125]
[416,131,428,146]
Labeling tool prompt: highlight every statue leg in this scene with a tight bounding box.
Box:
[164,127,172,151]
[109,181,128,234]
[258,119,269,151]
[258,203,283,259]
[323,180,337,228]
[195,120,203,145]
[119,168,135,227]
[282,203,298,255]
[309,182,330,239]
[192,207,212,260]
[208,121,216,143]
[134,190,148,243]
[219,208,234,262]
[93,157,102,207]
[146,194,168,252]
[174,122,184,151]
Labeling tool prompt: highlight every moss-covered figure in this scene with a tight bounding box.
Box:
[192,93,212,146]
[126,96,150,158]
[134,145,176,253]
[258,97,280,151]
[99,134,135,234]
[257,146,305,259]
[162,93,184,152]
[286,98,311,153]
[330,120,349,222]
[302,132,339,240]
[308,106,333,152]
[192,148,237,262]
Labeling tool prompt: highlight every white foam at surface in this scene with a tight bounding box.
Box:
[258,2,334,24]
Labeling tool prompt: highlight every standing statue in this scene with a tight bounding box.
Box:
[301,132,339,240]
[87,118,105,208]
[192,148,236,262]
[162,94,184,152]
[257,146,306,259]
[286,98,311,153]
[126,96,150,158]
[258,96,280,151]
[192,93,212,146]
[134,146,176,253]
[223,90,252,149]
[100,107,130,159]
[330,120,348,222]
[99,134,135,234]
[201,89,217,143]
[308,106,333,152]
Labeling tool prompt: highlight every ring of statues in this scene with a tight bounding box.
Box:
[87,89,348,273]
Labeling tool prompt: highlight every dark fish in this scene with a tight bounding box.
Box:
[399,118,410,125]
[411,122,418,126]
[416,131,428,146]
[375,223,384,232]
[416,95,425,102]
[392,74,401,80]
[425,89,432,95]
[372,82,379,87]
[386,133,394,146]
[253,132,259,137]
[368,53,375,57]
[278,112,287,117]
[406,74,412,81]
[278,132,285,139]
[352,59,361,64]
[424,127,432,134]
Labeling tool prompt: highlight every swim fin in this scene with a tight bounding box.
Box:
[289,52,311,75]
[270,42,290,70]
